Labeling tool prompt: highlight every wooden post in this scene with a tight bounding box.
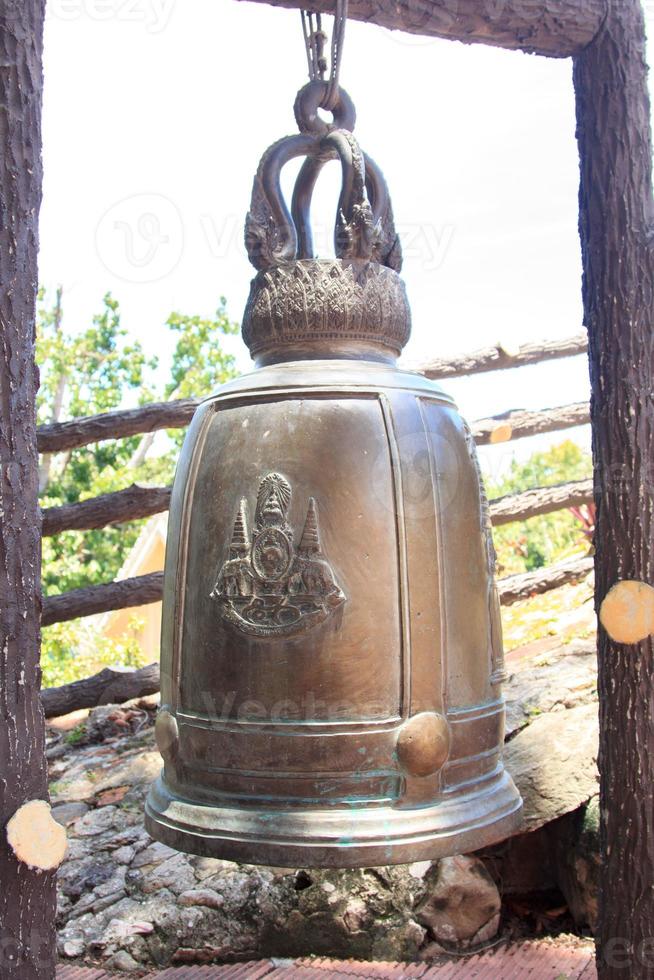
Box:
[0,2,55,978]
[574,2,654,976]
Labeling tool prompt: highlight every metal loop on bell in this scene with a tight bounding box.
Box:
[294,80,356,136]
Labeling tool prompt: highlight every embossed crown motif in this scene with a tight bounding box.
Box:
[210,472,346,638]
[240,82,411,361]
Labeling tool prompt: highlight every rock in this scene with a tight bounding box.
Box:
[504,640,597,737]
[415,856,501,949]
[62,938,85,958]
[179,889,225,909]
[113,845,137,865]
[86,705,153,743]
[105,949,140,972]
[140,853,196,895]
[59,858,116,902]
[550,795,600,929]
[52,802,90,826]
[191,855,239,879]
[49,630,601,971]
[408,861,432,879]
[504,702,599,832]
[370,920,425,960]
[74,805,119,837]
[131,840,176,869]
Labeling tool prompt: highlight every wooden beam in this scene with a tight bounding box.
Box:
[236,0,606,57]
[498,554,593,605]
[490,478,593,526]
[41,549,595,627]
[41,572,164,627]
[37,398,589,457]
[41,475,593,538]
[37,397,199,455]
[41,484,172,537]
[41,663,160,719]
[416,334,588,381]
[472,401,589,445]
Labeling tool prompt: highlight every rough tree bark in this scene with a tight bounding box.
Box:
[0,2,55,978]
[574,2,654,976]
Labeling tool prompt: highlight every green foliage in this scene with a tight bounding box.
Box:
[486,440,593,576]
[40,617,147,689]
[163,300,239,448]
[38,287,238,686]
[64,723,88,746]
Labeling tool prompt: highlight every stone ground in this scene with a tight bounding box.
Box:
[50,582,599,974]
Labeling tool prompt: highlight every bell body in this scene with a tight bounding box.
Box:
[145,350,522,866]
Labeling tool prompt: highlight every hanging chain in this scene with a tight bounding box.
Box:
[300,0,348,111]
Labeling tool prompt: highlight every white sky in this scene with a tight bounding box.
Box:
[38,1,654,480]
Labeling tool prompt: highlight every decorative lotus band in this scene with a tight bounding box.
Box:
[242,259,411,360]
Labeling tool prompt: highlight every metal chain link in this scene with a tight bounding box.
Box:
[300,1,348,111]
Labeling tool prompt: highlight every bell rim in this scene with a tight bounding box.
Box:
[144,770,523,868]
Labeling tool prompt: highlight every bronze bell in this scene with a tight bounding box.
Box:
[145,80,523,866]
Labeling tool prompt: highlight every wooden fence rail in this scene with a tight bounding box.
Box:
[42,485,172,537]
[37,397,590,456]
[41,477,595,538]
[489,478,593,526]
[36,334,589,454]
[41,553,594,627]
[418,334,588,381]
[42,572,164,627]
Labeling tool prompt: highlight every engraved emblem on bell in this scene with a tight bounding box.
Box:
[210,473,345,637]
[145,21,523,865]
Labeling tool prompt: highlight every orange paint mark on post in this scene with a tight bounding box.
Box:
[599,580,654,644]
[489,422,513,444]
